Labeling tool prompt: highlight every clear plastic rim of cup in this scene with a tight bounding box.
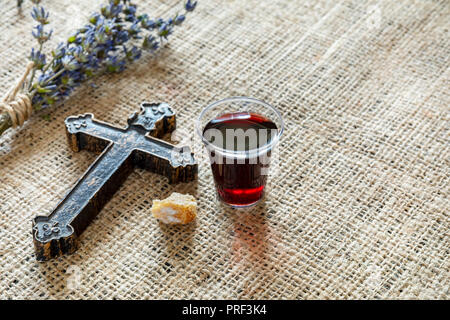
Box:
[196,96,284,159]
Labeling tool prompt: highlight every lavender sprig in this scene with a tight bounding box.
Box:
[30,0,195,110]
[0,0,196,136]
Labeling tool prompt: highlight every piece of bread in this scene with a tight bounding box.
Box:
[151,192,197,224]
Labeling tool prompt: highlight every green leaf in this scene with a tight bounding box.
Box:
[61,76,69,85]
[34,102,43,111]
[37,87,52,94]
[107,65,118,73]
[46,98,56,105]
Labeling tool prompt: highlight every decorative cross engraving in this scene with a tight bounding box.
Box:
[32,102,197,261]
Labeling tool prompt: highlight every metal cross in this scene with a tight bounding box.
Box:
[32,102,197,261]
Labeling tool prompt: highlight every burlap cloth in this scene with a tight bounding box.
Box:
[0,0,448,299]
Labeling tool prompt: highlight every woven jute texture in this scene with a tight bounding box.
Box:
[0,0,449,299]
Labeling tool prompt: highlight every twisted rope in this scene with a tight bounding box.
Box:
[0,62,34,128]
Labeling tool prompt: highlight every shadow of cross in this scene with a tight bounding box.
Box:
[32,102,197,261]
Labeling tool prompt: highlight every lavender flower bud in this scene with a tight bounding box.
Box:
[158,23,173,39]
[106,56,125,73]
[36,73,57,93]
[61,56,80,71]
[128,21,141,37]
[72,46,89,63]
[124,5,137,22]
[94,26,107,44]
[123,45,141,62]
[32,25,52,44]
[29,48,46,69]
[31,6,50,25]
[101,3,122,18]
[174,15,186,26]
[116,30,129,45]
[142,35,158,51]
[89,13,101,25]
[185,0,197,12]
[51,43,66,59]
[141,16,156,30]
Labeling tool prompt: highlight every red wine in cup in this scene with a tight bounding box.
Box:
[203,112,278,206]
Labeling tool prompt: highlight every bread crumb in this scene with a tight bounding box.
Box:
[151,192,197,224]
